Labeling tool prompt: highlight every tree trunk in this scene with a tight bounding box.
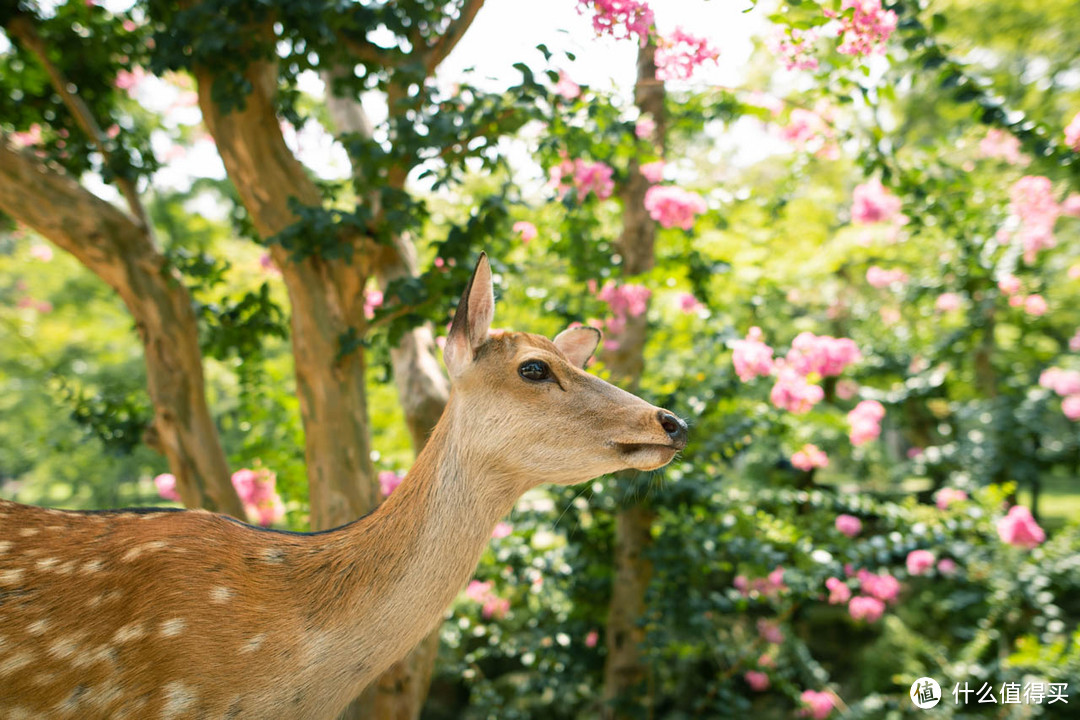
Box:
[601,40,664,720]
[0,139,243,518]
[194,59,379,533]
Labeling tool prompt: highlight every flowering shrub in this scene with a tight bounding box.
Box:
[642,185,707,229]
[155,467,284,526]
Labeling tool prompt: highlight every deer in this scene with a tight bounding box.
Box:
[0,253,687,719]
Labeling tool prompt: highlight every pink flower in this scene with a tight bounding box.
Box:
[787,333,861,377]
[1062,194,1080,218]
[1010,176,1060,263]
[998,274,1022,296]
[231,467,285,526]
[934,487,968,509]
[675,291,703,314]
[1069,329,1080,353]
[1064,395,1080,421]
[513,220,538,243]
[799,689,836,719]
[29,244,53,262]
[979,129,1025,165]
[1024,294,1048,316]
[866,265,907,288]
[857,569,900,603]
[848,595,885,623]
[791,444,829,472]
[756,619,784,644]
[745,671,770,692]
[635,115,656,140]
[780,108,829,148]
[732,327,775,382]
[655,27,719,81]
[491,521,513,539]
[11,123,43,148]
[825,577,851,605]
[996,505,1046,549]
[482,596,510,619]
[1039,368,1080,396]
[643,185,707,229]
[836,379,859,400]
[851,179,903,225]
[585,630,599,648]
[554,71,581,100]
[577,0,654,44]
[770,367,825,414]
[906,550,935,576]
[114,67,146,96]
[1009,294,1026,308]
[834,0,898,57]
[935,292,963,312]
[937,558,958,576]
[769,27,819,72]
[640,160,665,184]
[1065,111,1080,151]
[465,580,492,603]
[835,514,862,538]
[379,470,403,497]
[551,157,615,201]
[848,400,885,446]
[364,289,384,320]
[596,281,651,336]
[154,473,181,502]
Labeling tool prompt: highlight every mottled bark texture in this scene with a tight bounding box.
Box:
[0,140,244,518]
[601,40,665,719]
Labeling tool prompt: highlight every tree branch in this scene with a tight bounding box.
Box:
[424,0,486,75]
[7,16,151,232]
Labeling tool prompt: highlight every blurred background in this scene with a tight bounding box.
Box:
[1,0,1078,717]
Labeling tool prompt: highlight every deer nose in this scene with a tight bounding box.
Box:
[657,411,688,450]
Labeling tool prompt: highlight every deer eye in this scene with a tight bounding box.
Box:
[518,360,551,382]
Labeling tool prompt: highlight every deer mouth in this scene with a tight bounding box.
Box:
[613,442,679,470]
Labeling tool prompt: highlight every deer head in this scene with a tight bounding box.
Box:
[441,253,687,489]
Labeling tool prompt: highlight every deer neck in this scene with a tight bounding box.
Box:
[312,409,521,695]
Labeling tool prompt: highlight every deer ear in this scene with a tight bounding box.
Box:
[553,326,601,368]
[444,253,494,378]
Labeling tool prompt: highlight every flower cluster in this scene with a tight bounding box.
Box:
[576,0,653,44]
[1039,367,1080,420]
[379,470,404,497]
[979,129,1026,165]
[464,579,510,619]
[769,27,820,72]
[800,689,835,719]
[595,281,651,339]
[791,444,829,472]
[779,108,837,158]
[640,160,665,183]
[1009,175,1061,263]
[934,487,968,509]
[835,514,862,537]
[865,265,907,289]
[635,114,656,140]
[553,71,581,100]
[732,327,775,382]
[832,0,898,57]
[550,157,616,201]
[787,332,861,377]
[996,505,1046,549]
[851,179,904,225]
[363,289,383,320]
[655,27,719,81]
[156,467,285,527]
[847,399,885,446]
[734,567,788,598]
[643,185,707,229]
[512,220,538,243]
[906,549,935,576]
[770,367,826,414]
[935,292,963,313]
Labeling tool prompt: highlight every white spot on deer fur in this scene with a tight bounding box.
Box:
[161,682,196,718]
[47,636,81,660]
[27,619,49,636]
[0,540,12,554]
[112,623,146,643]
[160,618,186,637]
[19,527,39,536]
[57,560,77,575]
[0,569,25,585]
[0,651,33,676]
[72,644,117,669]
[210,586,233,603]
[36,557,59,570]
[262,547,285,563]
[240,633,266,653]
[87,594,104,608]
[45,524,65,531]
[122,540,168,562]
[81,559,104,574]
[7,707,31,720]
[140,513,164,520]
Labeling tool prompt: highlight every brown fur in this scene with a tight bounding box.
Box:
[0,257,684,719]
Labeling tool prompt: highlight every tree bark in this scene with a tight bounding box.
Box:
[0,139,244,518]
[601,40,664,720]
[193,57,378,533]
